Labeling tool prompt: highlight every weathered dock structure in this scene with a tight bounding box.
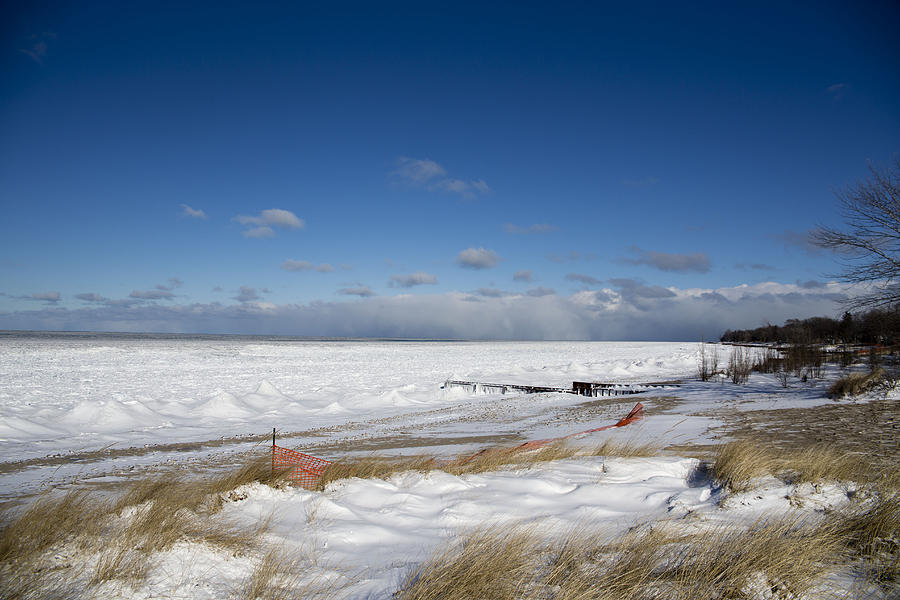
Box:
[571,380,681,396]
[443,379,680,397]
[442,381,569,395]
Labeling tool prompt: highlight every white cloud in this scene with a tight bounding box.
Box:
[245,226,274,238]
[235,208,304,238]
[475,288,512,298]
[392,157,490,199]
[433,178,468,194]
[233,286,261,303]
[456,247,501,269]
[180,204,207,219]
[129,289,174,300]
[75,293,106,302]
[513,270,533,283]
[389,271,439,288]
[259,209,303,229]
[281,260,334,273]
[392,158,447,183]
[430,178,492,199]
[24,292,61,304]
[526,287,556,297]
[338,285,376,297]
[622,247,711,273]
[470,180,491,194]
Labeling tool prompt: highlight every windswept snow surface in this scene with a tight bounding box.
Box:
[0,337,697,461]
[0,336,865,499]
[45,456,873,600]
[174,456,713,598]
[1,335,891,598]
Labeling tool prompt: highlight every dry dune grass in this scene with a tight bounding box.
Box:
[583,438,658,459]
[712,438,878,492]
[237,547,343,600]
[0,488,100,565]
[830,490,900,589]
[711,438,900,592]
[0,440,655,597]
[444,439,658,477]
[396,516,848,600]
[395,438,900,599]
[317,455,437,489]
[828,367,892,398]
[317,439,657,490]
[3,439,897,598]
[396,526,538,600]
[0,451,291,598]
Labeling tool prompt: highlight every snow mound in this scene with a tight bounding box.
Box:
[196,391,255,419]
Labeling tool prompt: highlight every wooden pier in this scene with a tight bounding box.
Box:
[571,380,681,396]
[442,380,569,395]
[443,379,680,397]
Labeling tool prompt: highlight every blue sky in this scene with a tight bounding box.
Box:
[1,1,899,339]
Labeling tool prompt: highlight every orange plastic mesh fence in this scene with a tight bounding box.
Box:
[272,445,332,489]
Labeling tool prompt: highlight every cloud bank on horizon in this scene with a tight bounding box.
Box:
[0,281,854,341]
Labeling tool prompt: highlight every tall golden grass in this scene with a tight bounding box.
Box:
[317,455,436,489]
[394,438,900,599]
[712,438,878,492]
[396,526,538,600]
[711,438,900,593]
[2,439,897,598]
[317,439,657,490]
[396,515,852,600]
[828,368,893,398]
[0,488,100,564]
[829,490,900,590]
[0,452,290,597]
[238,547,343,600]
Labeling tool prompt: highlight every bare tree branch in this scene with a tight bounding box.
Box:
[812,157,900,310]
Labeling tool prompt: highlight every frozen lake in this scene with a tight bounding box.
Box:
[0,334,700,459]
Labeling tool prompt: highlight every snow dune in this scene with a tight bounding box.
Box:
[0,339,698,460]
[87,454,860,600]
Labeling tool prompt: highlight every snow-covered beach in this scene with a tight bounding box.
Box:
[0,335,833,495]
[1,334,896,598]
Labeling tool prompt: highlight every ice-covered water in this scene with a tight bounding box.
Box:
[0,334,698,461]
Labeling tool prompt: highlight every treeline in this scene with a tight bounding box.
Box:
[720,308,900,345]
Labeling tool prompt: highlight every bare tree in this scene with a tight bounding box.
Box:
[813,158,900,309]
[727,345,753,385]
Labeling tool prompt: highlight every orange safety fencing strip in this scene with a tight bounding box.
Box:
[562,401,644,438]
[272,445,332,489]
